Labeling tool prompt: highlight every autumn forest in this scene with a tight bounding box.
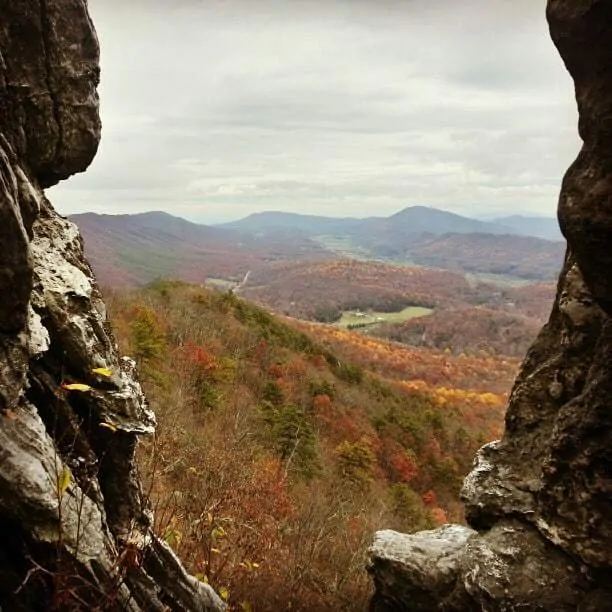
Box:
[100,271,543,610]
[73,206,562,610]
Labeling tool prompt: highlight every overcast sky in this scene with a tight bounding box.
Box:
[49,0,579,223]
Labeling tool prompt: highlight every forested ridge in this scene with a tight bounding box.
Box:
[106,281,519,610]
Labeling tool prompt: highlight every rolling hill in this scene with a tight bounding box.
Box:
[221,205,518,237]
[384,206,512,235]
[71,211,334,286]
[222,207,564,280]
[71,207,565,288]
[240,260,483,320]
[401,232,564,280]
[239,259,555,357]
[220,210,367,235]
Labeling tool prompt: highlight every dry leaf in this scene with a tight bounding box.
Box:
[57,466,71,497]
[62,382,92,392]
[92,367,113,377]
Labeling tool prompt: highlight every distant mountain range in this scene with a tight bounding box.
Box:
[71,211,332,286]
[219,206,562,241]
[492,215,562,241]
[71,206,565,287]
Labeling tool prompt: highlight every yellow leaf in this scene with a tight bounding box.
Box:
[62,383,92,392]
[252,562,260,568]
[218,586,230,601]
[92,367,113,377]
[99,422,118,432]
[240,601,253,612]
[57,466,71,497]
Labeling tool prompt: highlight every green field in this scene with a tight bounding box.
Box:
[337,306,434,329]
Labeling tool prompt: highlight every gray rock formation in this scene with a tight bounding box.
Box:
[0,1,223,610]
[369,2,612,610]
[369,526,476,611]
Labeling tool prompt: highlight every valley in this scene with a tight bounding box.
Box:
[2,0,606,608]
[106,281,522,610]
[73,206,559,359]
[74,205,561,609]
[73,205,563,288]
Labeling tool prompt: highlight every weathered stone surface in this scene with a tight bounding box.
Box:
[368,526,475,612]
[0,0,101,187]
[0,1,224,610]
[462,520,589,612]
[369,2,612,609]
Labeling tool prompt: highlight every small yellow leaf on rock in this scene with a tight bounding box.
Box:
[62,383,92,392]
[57,466,71,497]
[99,422,118,432]
[92,367,113,377]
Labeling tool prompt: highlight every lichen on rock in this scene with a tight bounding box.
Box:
[0,1,224,609]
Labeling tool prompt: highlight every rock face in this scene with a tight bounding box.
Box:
[0,2,223,610]
[369,2,612,610]
[369,526,476,612]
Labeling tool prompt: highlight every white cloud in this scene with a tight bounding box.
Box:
[48,0,579,223]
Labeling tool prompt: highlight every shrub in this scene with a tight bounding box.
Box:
[130,305,166,363]
[389,484,433,532]
[334,362,364,384]
[335,439,376,488]
[260,404,319,479]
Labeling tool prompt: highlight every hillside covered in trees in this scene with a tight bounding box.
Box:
[73,208,563,290]
[239,260,555,358]
[241,260,477,320]
[106,281,520,610]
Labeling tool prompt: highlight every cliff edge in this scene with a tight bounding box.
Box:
[0,2,223,609]
[369,2,612,610]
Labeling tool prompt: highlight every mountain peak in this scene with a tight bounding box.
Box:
[385,206,511,235]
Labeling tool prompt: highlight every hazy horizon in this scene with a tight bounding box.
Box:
[49,0,578,225]
[69,204,558,226]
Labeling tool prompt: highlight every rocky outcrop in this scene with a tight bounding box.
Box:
[0,1,223,610]
[369,526,476,611]
[369,2,612,610]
